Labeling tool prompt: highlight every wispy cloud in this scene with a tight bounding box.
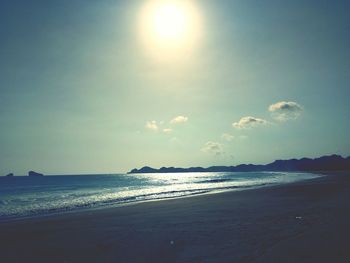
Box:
[221,133,234,141]
[146,115,188,133]
[233,116,268,129]
[170,115,188,124]
[201,141,224,155]
[269,101,303,121]
[145,121,158,131]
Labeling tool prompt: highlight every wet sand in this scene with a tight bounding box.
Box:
[1,172,350,263]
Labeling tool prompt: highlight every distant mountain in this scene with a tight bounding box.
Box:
[129,154,350,174]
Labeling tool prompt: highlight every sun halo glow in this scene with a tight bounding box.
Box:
[139,0,201,60]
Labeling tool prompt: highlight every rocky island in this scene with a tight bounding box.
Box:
[28,171,44,177]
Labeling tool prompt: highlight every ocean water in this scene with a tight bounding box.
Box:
[0,172,319,221]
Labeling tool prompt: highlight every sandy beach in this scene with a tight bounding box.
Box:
[1,172,350,263]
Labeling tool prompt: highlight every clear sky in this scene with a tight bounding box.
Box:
[1,0,349,175]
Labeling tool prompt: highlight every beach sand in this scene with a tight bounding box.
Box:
[1,172,350,263]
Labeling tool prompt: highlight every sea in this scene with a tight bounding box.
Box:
[0,171,320,221]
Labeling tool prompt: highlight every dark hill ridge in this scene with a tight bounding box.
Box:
[129,154,350,174]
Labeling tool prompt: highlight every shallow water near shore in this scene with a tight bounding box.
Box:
[0,172,319,221]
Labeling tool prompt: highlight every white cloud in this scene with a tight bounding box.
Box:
[145,121,158,131]
[201,141,224,155]
[269,101,303,121]
[170,115,188,125]
[146,115,188,134]
[233,116,268,129]
[221,133,234,141]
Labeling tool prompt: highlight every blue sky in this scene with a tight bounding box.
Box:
[1,0,349,174]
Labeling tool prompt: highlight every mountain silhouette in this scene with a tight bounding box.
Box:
[129,154,350,174]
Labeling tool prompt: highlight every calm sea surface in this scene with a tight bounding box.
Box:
[0,172,319,221]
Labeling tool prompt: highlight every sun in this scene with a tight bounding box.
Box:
[152,3,188,41]
[139,0,202,60]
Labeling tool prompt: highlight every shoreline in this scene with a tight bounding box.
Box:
[0,171,323,224]
[1,172,349,262]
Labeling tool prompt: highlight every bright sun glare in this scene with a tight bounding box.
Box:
[153,3,188,41]
[139,0,201,60]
